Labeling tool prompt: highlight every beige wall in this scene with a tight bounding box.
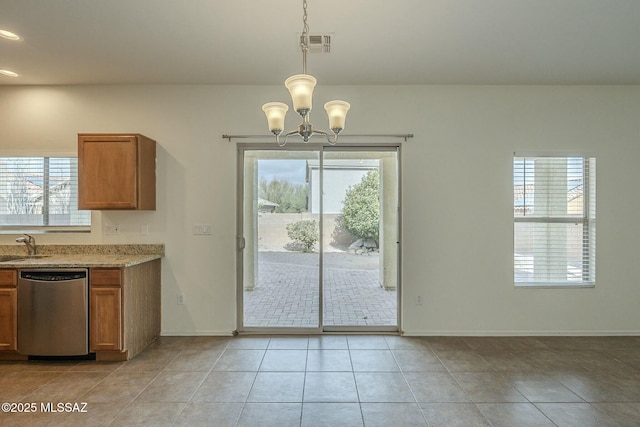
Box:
[1,84,639,335]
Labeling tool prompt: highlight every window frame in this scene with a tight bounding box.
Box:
[0,155,91,234]
[513,153,596,288]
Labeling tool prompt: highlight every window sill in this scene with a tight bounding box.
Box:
[0,227,91,234]
[515,283,595,289]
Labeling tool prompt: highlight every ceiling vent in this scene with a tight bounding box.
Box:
[300,34,331,53]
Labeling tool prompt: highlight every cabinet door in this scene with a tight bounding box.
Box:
[0,288,17,351]
[78,135,139,209]
[90,287,122,351]
[0,270,17,287]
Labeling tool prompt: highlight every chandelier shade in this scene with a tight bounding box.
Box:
[261,0,349,146]
[285,74,316,115]
[262,102,289,134]
[324,100,350,132]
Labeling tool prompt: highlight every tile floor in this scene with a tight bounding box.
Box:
[0,335,639,426]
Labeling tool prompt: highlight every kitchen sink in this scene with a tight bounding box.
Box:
[0,255,49,262]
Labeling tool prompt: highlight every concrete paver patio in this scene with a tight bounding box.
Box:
[243,251,397,328]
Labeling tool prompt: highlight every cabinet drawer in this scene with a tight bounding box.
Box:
[0,270,17,287]
[90,269,122,287]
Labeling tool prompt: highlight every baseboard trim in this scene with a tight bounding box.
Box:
[160,329,640,337]
[402,330,640,337]
[160,330,236,336]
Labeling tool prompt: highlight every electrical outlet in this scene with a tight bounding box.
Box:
[415,295,423,305]
[105,224,120,234]
[141,224,149,235]
[177,293,185,305]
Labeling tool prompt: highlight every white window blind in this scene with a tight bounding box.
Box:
[514,156,595,285]
[0,157,91,231]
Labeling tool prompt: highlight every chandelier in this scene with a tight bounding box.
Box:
[262,0,350,147]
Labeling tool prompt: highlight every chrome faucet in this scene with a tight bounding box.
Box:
[16,234,36,256]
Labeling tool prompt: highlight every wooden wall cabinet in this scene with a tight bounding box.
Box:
[0,270,17,352]
[78,133,156,210]
[90,260,161,361]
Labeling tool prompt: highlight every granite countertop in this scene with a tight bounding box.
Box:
[0,244,164,268]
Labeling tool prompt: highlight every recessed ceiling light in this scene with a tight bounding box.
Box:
[0,29,22,41]
[0,69,19,77]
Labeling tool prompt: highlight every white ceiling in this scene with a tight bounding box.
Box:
[1,0,640,86]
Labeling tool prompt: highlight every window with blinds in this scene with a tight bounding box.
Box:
[514,156,595,286]
[0,157,91,231]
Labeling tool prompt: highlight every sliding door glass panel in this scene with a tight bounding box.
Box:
[242,150,320,329]
[321,149,398,328]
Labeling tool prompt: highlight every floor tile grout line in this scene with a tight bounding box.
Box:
[166,338,217,427]
[299,341,309,427]
[104,370,165,426]
[106,344,188,427]
[97,338,217,426]
[450,342,623,427]
[232,337,272,427]
[386,339,438,427]
[17,357,127,417]
[18,362,76,403]
[530,402,564,427]
[301,342,309,424]
[178,337,245,426]
[345,343,368,427]
[424,340,502,427]
[534,401,614,423]
[168,339,232,426]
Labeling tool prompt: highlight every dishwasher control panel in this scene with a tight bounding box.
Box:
[20,270,87,281]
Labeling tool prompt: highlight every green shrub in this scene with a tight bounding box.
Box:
[286,219,319,252]
[341,169,380,243]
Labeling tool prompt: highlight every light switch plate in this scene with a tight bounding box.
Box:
[192,224,213,235]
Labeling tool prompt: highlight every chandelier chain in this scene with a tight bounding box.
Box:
[301,0,309,74]
[302,0,309,40]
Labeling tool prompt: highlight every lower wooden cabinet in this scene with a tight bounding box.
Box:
[0,287,17,351]
[89,260,160,361]
[90,268,123,352]
[90,286,122,351]
[0,270,17,352]
[0,260,160,361]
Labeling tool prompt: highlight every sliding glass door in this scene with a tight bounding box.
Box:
[320,149,399,330]
[238,145,399,333]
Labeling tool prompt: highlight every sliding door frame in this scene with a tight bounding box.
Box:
[236,142,402,334]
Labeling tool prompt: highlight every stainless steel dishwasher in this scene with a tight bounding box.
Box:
[18,269,89,356]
